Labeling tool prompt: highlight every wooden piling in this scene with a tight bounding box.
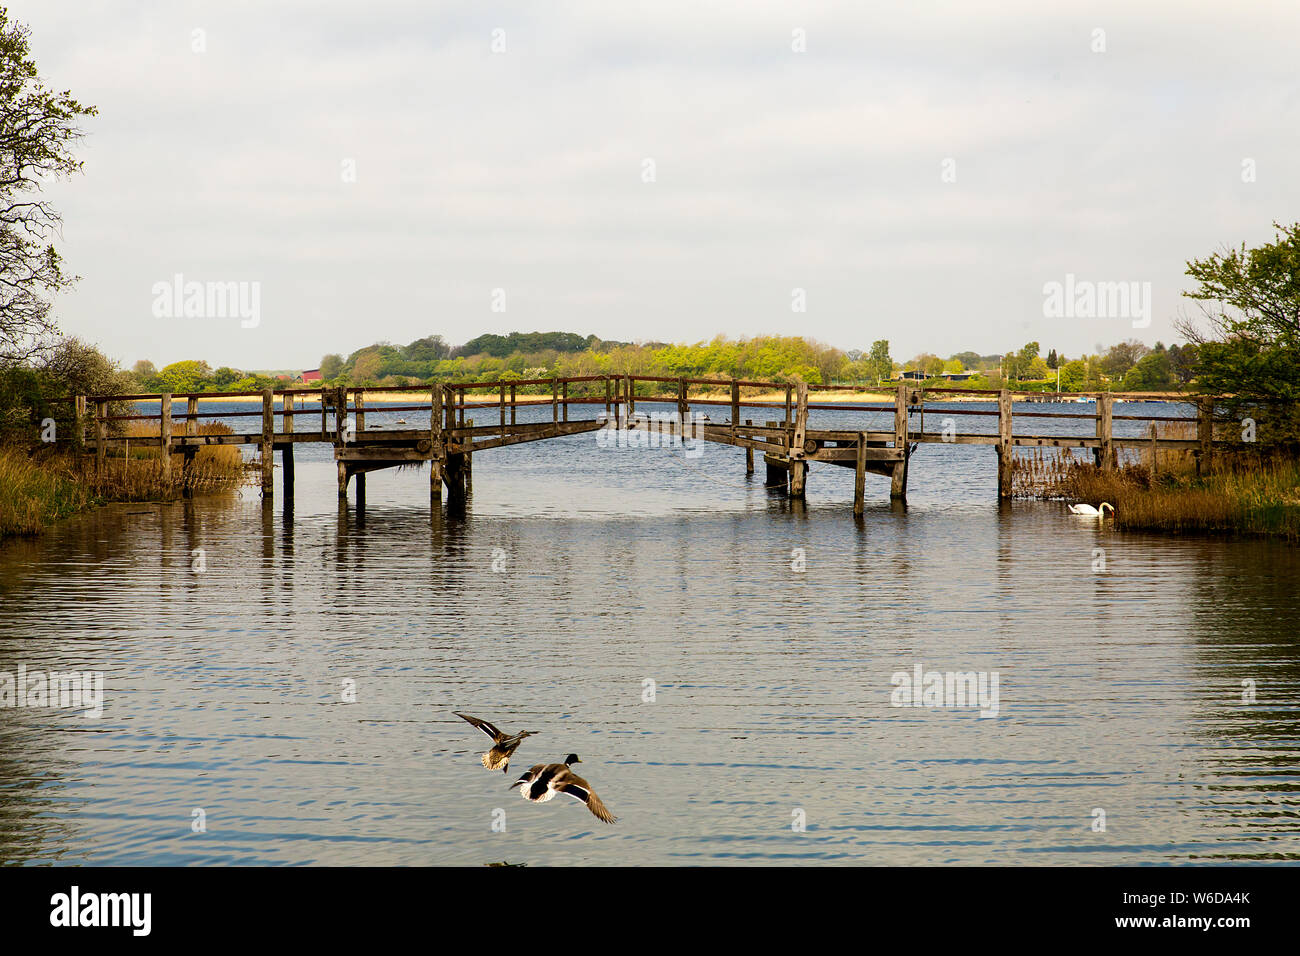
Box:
[354,389,365,435]
[283,392,295,493]
[261,389,274,497]
[183,396,198,497]
[745,418,754,474]
[996,387,1012,499]
[335,386,348,444]
[893,382,911,499]
[73,395,86,451]
[160,393,172,483]
[789,381,809,498]
[854,432,867,515]
[95,400,106,475]
[430,385,443,503]
[464,418,473,490]
[337,460,349,498]
[1197,398,1213,476]
[510,383,517,427]
[730,380,740,432]
[562,380,569,423]
[551,378,558,429]
[1098,393,1115,471]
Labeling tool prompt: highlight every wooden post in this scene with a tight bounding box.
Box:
[854,432,867,515]
[893,382,911,499]
[996,387,1013,498]
[159,393,172,484]
[95,400,106,475]
[784,384,792,434]
[562,380,569,423]
[464,418,473,491]
[354,389,365,435]
[730,380,740,432]
[789,381,809,498]
[337,460,349,498]
[510,383,517,427]
[283,392,295,493]
[551,378,558,428]
[1197,398,1213,476]
[1148,421,1158,476]
[678,377,688,438]
[355,470,365,508]
[457,388,465,428]
[627,375,635,420]
[73,395,86,450]
[1099,393,1114,472]
[182,397,197,495]
[500,384,507,441]
[430,385,443,503]
[320,390,328,434]
[261,389,274,497]
[335,386,348,444]
[745,419,754,474]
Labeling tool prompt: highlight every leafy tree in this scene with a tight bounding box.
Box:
[866,340,892,383]
[1122,351,1175,391]
[213,366,241,387]
[1099,339,1150,379]
[1178,221,1300,407]
[352,350,383,382]
[319,354,344,379]
[1167,343,1197,384]
[157,360,212,393]
[0,12,97,362]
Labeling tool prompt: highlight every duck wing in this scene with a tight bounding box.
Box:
[559,776,617,824]
[454,712,504,741]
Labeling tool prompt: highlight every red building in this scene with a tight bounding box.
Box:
[299,368,322,382]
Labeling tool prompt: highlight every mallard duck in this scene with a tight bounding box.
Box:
[453,712,538,773]
[509,754,617,824]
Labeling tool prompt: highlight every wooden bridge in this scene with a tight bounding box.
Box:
[54,376,1229,514]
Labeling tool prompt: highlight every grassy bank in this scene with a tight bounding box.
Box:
[0,423,249,540]
[1015,442,1300,541]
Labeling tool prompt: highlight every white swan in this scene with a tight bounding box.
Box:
[1068,502,1115,517]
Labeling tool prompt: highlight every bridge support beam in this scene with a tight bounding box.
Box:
[337,460,349,498]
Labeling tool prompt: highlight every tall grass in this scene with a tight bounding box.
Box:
[1013,424,1300,541]
[0,449,94,537]
[0,422,249,539]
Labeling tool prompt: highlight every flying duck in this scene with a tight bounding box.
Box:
[509,754,617,824]
[453,712,538,773]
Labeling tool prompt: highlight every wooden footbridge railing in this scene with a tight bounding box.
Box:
[48,377,1234,514]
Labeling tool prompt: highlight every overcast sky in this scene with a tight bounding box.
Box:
[17,0,1300,371]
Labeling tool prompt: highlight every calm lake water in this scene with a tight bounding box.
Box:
[1,400,1298,865]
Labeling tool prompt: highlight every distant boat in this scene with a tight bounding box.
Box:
[395,418,407,424]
